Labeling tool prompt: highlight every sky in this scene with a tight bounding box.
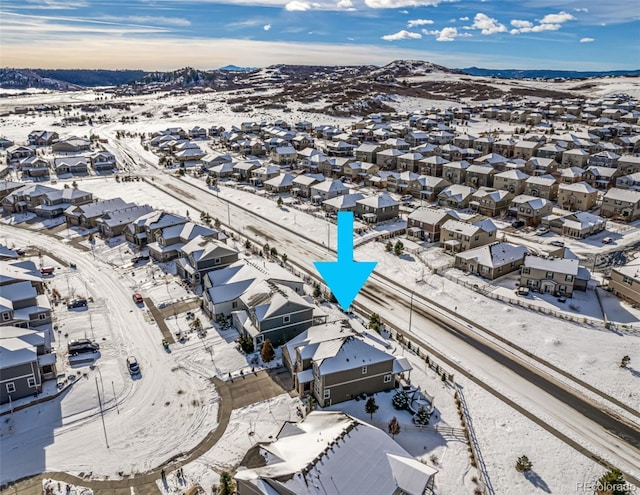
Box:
[1,0,639,71]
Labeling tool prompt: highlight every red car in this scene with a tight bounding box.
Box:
[132,293,144,304]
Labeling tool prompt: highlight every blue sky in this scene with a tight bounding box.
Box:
[1,0,639,70]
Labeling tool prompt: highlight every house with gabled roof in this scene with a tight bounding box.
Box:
[510,195,553,226]
[600,188,640,221]
[89,151,116,172]
[176,235,239,285]
[148,222,222,262]
[418,155,448,177]
[438,184,476,209]
[455,242,528,279]
[271,146,297,165]
[125,211,188,247]
[407,206,459,242]
[234,411,437,495]
[18,157,51,178]
[559,166,585,184]
[442,160,470,185]
[95,204,154,238]
[583,166,618,189]
[311,179,348,202]
[354,143,382,163]
[375,148,403,170]
[615,172,640,191]
[355,193,399,223]
[440,218,497,253]
[232,160,261,181]
[28,130,59,147]
[264,172,295,194]
[519,255,588,297]
[0,261,51,329]
[53,156,89,176]
[558,182,598,211]
[52,136,91,153]
[6,145,35,164]
[616,155,640,175]
[561,148,590,168]
[470,187,514,217]
[283,320,412,403]
[542,211,607,239]
[494,169,529,195]
[64,197,131,227]
[609,258,640,305]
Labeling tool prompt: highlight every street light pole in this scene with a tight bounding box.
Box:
[95,376,109,448]
[408,290,414,334]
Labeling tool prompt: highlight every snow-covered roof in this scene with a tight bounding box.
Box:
[511,195,552,209]
[322,193,364,210]
[264,173,295,188]
[456,242,528,268]
[604,188,640,203]
[311,179,348,193]
[356,193,398,209]
[408,207,459,224]
[524,255,580,275]
[559,181,596,194]
[235,411,437,495]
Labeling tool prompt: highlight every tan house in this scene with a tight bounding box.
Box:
[493,169,529,195]
[519,256,586,297]
[542,211,607,239]
[609,259,640,305]
[561,148,590,168]
[470,187,514,217]
[510,195,553,226]
[616,155,640,175]
[465,163,496,188]
[438,184,476,209]
[600,188,640,221]
[525,175,558,200]
[440,218,497,253]
[407,207,459,242]
[455,242,528,279]
[513,141,540,160]
[442,160,470,185]
[524,157,558,177]
[557,182,598,211]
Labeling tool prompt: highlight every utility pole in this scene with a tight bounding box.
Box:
[408,290,414,335]
[95,376,109,448]
[112,381,119,414]
[227,202,231,226]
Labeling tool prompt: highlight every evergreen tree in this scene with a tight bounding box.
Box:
[394,240,404,256]
[365,396,379,420]
[244,239,252,250]
[388,417,401,439]
[313,283,322,299]
[413,406,431,426]
[281,253,288,264]
[385,241,393,252]
[206,176,212,186]
[277,197,283,207]
[214,218,221,229]
[620,355,630,368]
[270,246,278,257]
[596,469,630,495]
[328,292,338,304]
[515,455,533,473]
[217,471,236,495]
[392,390,410,410]
[261,338,275,363]
[263,243,270,256]
[368,313,382,333]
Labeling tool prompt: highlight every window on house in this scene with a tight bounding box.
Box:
[232,301,238,309]
[283,315,291,324]
[521,267,530,274]
[362,366,367,375]
[623,276,633,285]
[474,235,480,241]
[27,377,36,388]
[546,271,553,278]
[214,258,221,265]
[565,275,574,282]
[38,313,47,320]
[2,312,9,321]
[6,383,15,393]
[324,389,330,399]
[384,374,392,383]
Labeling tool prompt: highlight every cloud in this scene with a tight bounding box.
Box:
[399,9,408,13]
[436,26,458,41]
[574,7,588,12]
[539,11,576,24]
[458,16,469,21]
[15,0,88,9]
[95,15,191,27]
[365,0,456,9]
[285,0,311,10]
[336,0,353,7]
[263,23,271,30]
[510,19,532,29]
[471,13,506,35]
[579,37,594,42]
[407,18,433,27]
[381,29,422,40]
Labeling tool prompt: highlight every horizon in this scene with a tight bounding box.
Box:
[1,0,639,71]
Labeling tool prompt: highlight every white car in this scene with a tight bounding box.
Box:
[536,226,550,235]
[127,356,140,376]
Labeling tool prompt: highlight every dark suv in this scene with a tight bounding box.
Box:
[67,298,88,309]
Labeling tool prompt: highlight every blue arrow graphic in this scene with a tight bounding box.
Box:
[313,211,377,311]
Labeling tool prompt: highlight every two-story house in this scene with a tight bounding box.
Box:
[557,182,598,211]
[64,197,131,227]
[519,255,586,297]
[609,259,640,305]
[355,194,399,223]
[96,204,154,238]
[438,184,476,209]
[125,211,188,247]
[407,207,459,242]
[470,187,514,217]
[454,242,528,280]
[600,188,640,221]
[493,169,529,195]
[176,235,239,285]
[440,218,497,253]
[510,195,553,226]
[442,160,470,185]
[148,222,222,262]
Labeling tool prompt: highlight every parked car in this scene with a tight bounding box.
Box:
[127,356,140,375]
[132,293,144,304]
[511,220,525,229]
[550,240,565,247]
[67,298,87,309]
[68,339,99,355]
[400,194,413,202]
[536,225,550,235]
[40,266,55,275]
[602,237,613,244]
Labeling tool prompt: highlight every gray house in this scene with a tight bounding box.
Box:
[0,326,57,404]
[355,193,399,223]
[176,235,239,285]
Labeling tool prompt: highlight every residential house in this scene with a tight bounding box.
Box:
[454,242,528,279]
[6,145,35,164]
[311,179,348,202]
[125,211,188,247]
[291,174,324,198]
[615,172,640,191]
[28,130,59,146]
[438,184,476,209]
[519,256,587,297]
[588,151,620,168]
[397,152,424,173]
[442,161,470,185]
[609,259,640,305]
[600,188,640,221]
[493,138,516,158]
[473,136,494,154]
[176,235,239,285]
[617,155,640,175]
[0,326,57,404]
[19,157,50,178]
[53,156,89,175]
[283,321,412,402]
[234,411,437,495]
[322,193,365,215]
[417,176,451,201]
[536,143,565,161]
[264,173,295,194]
[148,222,221,262]
[465,163,496,188]
[510,195,553,226]
[65,197,131,227]
[386,171,420,195]
[250,165,280,186]
[583,166,617,189]
[470,187,514,217]
[407,207,459,242]
[440,219,497,253]
[524,157,558,177]
[375,148,403,169]
[557,182,598,211]
[354,143,382,163]
[271,146,297,165]
[355,194,399,223]
[175,146,205,162]
[0,261,51,328]
[201,153,233,173]
[493,169,529,195]
[542,212,607,239]
[0,181,23,201]
[52,137,91,153]
[513,140,540,160]
[232,161,260,181]
[418,155,448,177]
[189,126,207,139]
[95,204,154,237]
[89,151,117,172]
[561,148,590,168]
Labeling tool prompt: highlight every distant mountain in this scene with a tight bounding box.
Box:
[218,65,256,72]
[371,59,460,79]
[460,67,640,79]
[0,68,147,89]
[0,68,81,90]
